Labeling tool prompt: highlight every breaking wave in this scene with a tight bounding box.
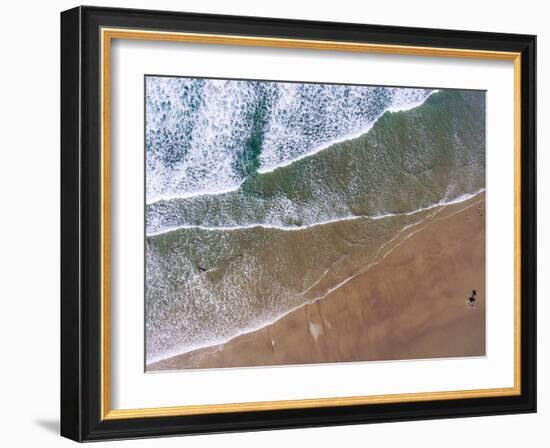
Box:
[146,77,433,204]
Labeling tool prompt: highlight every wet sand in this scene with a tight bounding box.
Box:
[148,193,485,371]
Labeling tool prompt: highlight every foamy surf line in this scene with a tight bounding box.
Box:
[146,183,246,206]
[146,190,484,366]
[145,188,485,237]
[256,90,438,175]
[145,89,438,205]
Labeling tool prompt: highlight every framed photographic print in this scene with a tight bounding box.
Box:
[60,6,536,442]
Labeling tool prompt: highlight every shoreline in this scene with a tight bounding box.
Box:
[148,192,486,371]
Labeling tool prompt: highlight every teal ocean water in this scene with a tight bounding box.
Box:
[145,77,485,365]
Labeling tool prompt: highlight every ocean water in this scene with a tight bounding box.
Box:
[144,77,486,365]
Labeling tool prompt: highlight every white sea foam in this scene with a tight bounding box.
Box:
[146,183,246,206]
[385,89,440,113]
[256,89,437,174]
[146,77,259,204]
[146,77,435,204]
[146,189,485,237]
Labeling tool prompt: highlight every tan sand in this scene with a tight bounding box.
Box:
[148,193,485,371]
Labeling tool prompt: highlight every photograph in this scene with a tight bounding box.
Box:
[0,0,543,444]
[56,5,537,442]
[144,77,487,371]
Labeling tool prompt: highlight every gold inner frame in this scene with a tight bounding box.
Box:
[100,27,522,420]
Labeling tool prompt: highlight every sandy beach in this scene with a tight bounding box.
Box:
[148,192,485,371]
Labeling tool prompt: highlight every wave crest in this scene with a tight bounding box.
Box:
[146,77,433,204]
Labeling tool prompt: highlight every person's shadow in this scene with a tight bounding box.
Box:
[34,419,59,435]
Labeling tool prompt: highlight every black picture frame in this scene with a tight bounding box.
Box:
[61,5,536,442]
